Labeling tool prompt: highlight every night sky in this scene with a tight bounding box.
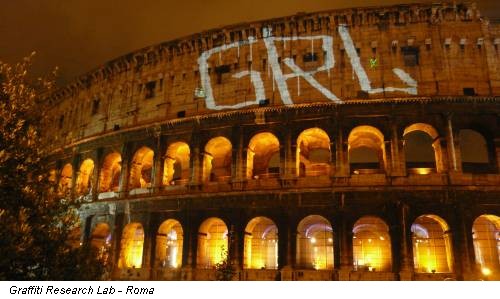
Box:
[0,0,499,86]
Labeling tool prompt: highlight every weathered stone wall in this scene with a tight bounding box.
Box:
[43,2,499,153]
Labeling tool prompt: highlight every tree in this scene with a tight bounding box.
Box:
[0,54,105,280]
[214,246,236,281]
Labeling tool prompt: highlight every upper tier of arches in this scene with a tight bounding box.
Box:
[54,120,499,200]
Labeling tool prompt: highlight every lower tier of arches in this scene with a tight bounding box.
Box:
[79,190,500,281]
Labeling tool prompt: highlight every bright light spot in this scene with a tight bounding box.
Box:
[310,237,317,244]
[328,238,333,243]
[482,267,492,276]
[415,168,432,175]
[379,236,385,241]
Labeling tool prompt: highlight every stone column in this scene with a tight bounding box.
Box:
[384,140,393,176]
[278,219,294,280]
[231,126,245,188]
[390,121,405,176]
[151,135,164,191]
[189,133,202,188]
[141,215,153,280]
[282,129,296,178]
[181,215,196,280]
[446,114,461,172]
[338,211,353,280]
[92,148,103,200]
[398,202,414,280]
[118,143,131,197]
[453,204,475,280]
[494,138,500,173]
[228,224,243,280]
[71,154,80,200]
[335,126,349,177]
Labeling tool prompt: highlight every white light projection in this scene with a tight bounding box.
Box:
[337,25,417,95]
[197,26,418,110]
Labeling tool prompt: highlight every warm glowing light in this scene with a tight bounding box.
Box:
[481,267,492,276]
[310,237,317,244]
[415,168,432,175]
[118,223,144,269]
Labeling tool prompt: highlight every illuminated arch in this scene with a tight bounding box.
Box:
[404,123,443,173]
[348,126,386,174]
[244,217,278,269]
[296,128,331,177]
[118,223,144,268]
[247,132,280,179]
[353,216,392,271]
[59,163,73,194]
[156,219,183,269]
[129,147,154,189]
[203,137,232,183]
[197,218,228,269]
[90,223,111,264]
[472,214,500,277]
[296,215,334,270]
[411,215,453,273]
[459,129,492,173]
[76,159,95,195]
[99,152,121,193]
[163,142,190,186]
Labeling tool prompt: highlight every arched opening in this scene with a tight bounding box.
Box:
[404,123,441,174]
[244,217,278,269]
[90,223,111,265]
[459,129,493,173]
[197,218,228,269]
[348,126,386,174]
[296,215,334,270]
[163,142,190,186]
[247,132,280,179]
[76,159,95,196]
[203,137,232,183]
[472,214,500,278]
[296,128,331,177]
[156,219,183,269]
[118,223,144,268]
[99,152,121,193]
[353,216,392,272]
[411,215,453,273]
[59,163,73,195]
[129,147,154,189]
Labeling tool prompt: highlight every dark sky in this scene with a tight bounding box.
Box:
[1,0,498,85]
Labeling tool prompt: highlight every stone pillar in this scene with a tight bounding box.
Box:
[494,138,500,173]
[228,224,243,280]
[338,211,353,280]
[71,154,80,199]
[181,215,196,280]
[282,129,296,178]
[454,204,475,280]
[231,126,245,186]
[141,216,153,280]
[335,126,349,177]
[152,135,164,191]
[435,137,450,173]
[92,148,103,199]
[189,134,202,188]
[446,114,461,172]
[384,140,393,176]
[118,143,131,197]
[391,121,405,176]
[278,220,295,280]
[398,202,414,280]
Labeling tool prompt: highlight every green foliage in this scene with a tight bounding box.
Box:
[214,246,236,281]
[0,54,105,280]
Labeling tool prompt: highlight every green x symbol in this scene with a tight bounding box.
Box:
[369,58,378,68]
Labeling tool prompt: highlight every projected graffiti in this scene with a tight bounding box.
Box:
[198,25,417,110]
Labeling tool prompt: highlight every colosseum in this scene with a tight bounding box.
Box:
[43,2,499,281]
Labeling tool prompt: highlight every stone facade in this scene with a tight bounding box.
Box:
[44,2,500,281]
